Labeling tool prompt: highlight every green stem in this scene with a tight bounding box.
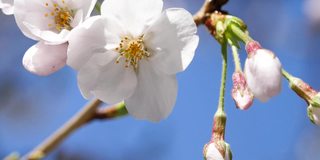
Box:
[281,68,294,81]
[211,41,228,142]
[229,23,253,44]
[95,102,128,119]
[217,41,228,112]
[230,44,242,72]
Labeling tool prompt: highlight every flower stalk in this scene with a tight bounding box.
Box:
[228,23,253,44]
[203,41,232,160]
[230,45,242,72]
[217,41,228,113]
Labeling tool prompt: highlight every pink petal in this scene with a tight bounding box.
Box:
[23,41,67,76]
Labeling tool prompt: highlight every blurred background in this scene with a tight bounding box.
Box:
[1,0,320,159]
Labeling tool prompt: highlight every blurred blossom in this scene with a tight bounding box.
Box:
[0,0,13,15]
[295,128,320,160]
[304,0,320,26]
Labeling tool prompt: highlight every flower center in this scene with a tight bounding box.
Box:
[44,1,74,32]
[115,36,150,69]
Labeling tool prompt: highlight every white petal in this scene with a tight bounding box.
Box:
[77,51,118,98]
[101,0,163,37]
[64,0,97,19]
[205,143,224,160]
[31,27,70,45]
[70,10,83,28]
[78,52,137,104]
[244,49,282,102]
[67,15,124,70]
[68,0,97,18]
[23,41,67,76]
[14,0,49,40]
[125,61,178,122]
[144,8,199,75]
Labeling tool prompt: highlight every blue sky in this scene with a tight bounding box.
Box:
[1,0,320,159]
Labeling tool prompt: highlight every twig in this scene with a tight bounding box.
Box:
[193,0,229,26]
[25,100,127,160]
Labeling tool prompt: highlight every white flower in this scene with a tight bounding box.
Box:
[14,0,96,75]
[244,49,282,102]
[304,0,320,25]
[0,0,14,15]
[67,0,199,121]
[204,143,231,160]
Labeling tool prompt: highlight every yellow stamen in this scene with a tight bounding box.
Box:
[44,1,74,32]
[115,36,150,69]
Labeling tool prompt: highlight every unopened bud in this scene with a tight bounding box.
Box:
[203,141,232,160]
[244,44,282,102]
[231,71,254,110]
[212,109,227,141]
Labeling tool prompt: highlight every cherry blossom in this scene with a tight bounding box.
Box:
[67,0,199,121]
[14,0,96,75]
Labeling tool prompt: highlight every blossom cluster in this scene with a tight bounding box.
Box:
[2,0,320,159]
[2,0,317,124]
[3,0,199,122]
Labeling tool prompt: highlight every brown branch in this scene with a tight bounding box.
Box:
[25,100,127,160]
[193,0,229,26]
[92,102,128,121]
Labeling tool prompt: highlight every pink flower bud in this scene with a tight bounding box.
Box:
[231,71,254,110]
[244,42,282,102]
